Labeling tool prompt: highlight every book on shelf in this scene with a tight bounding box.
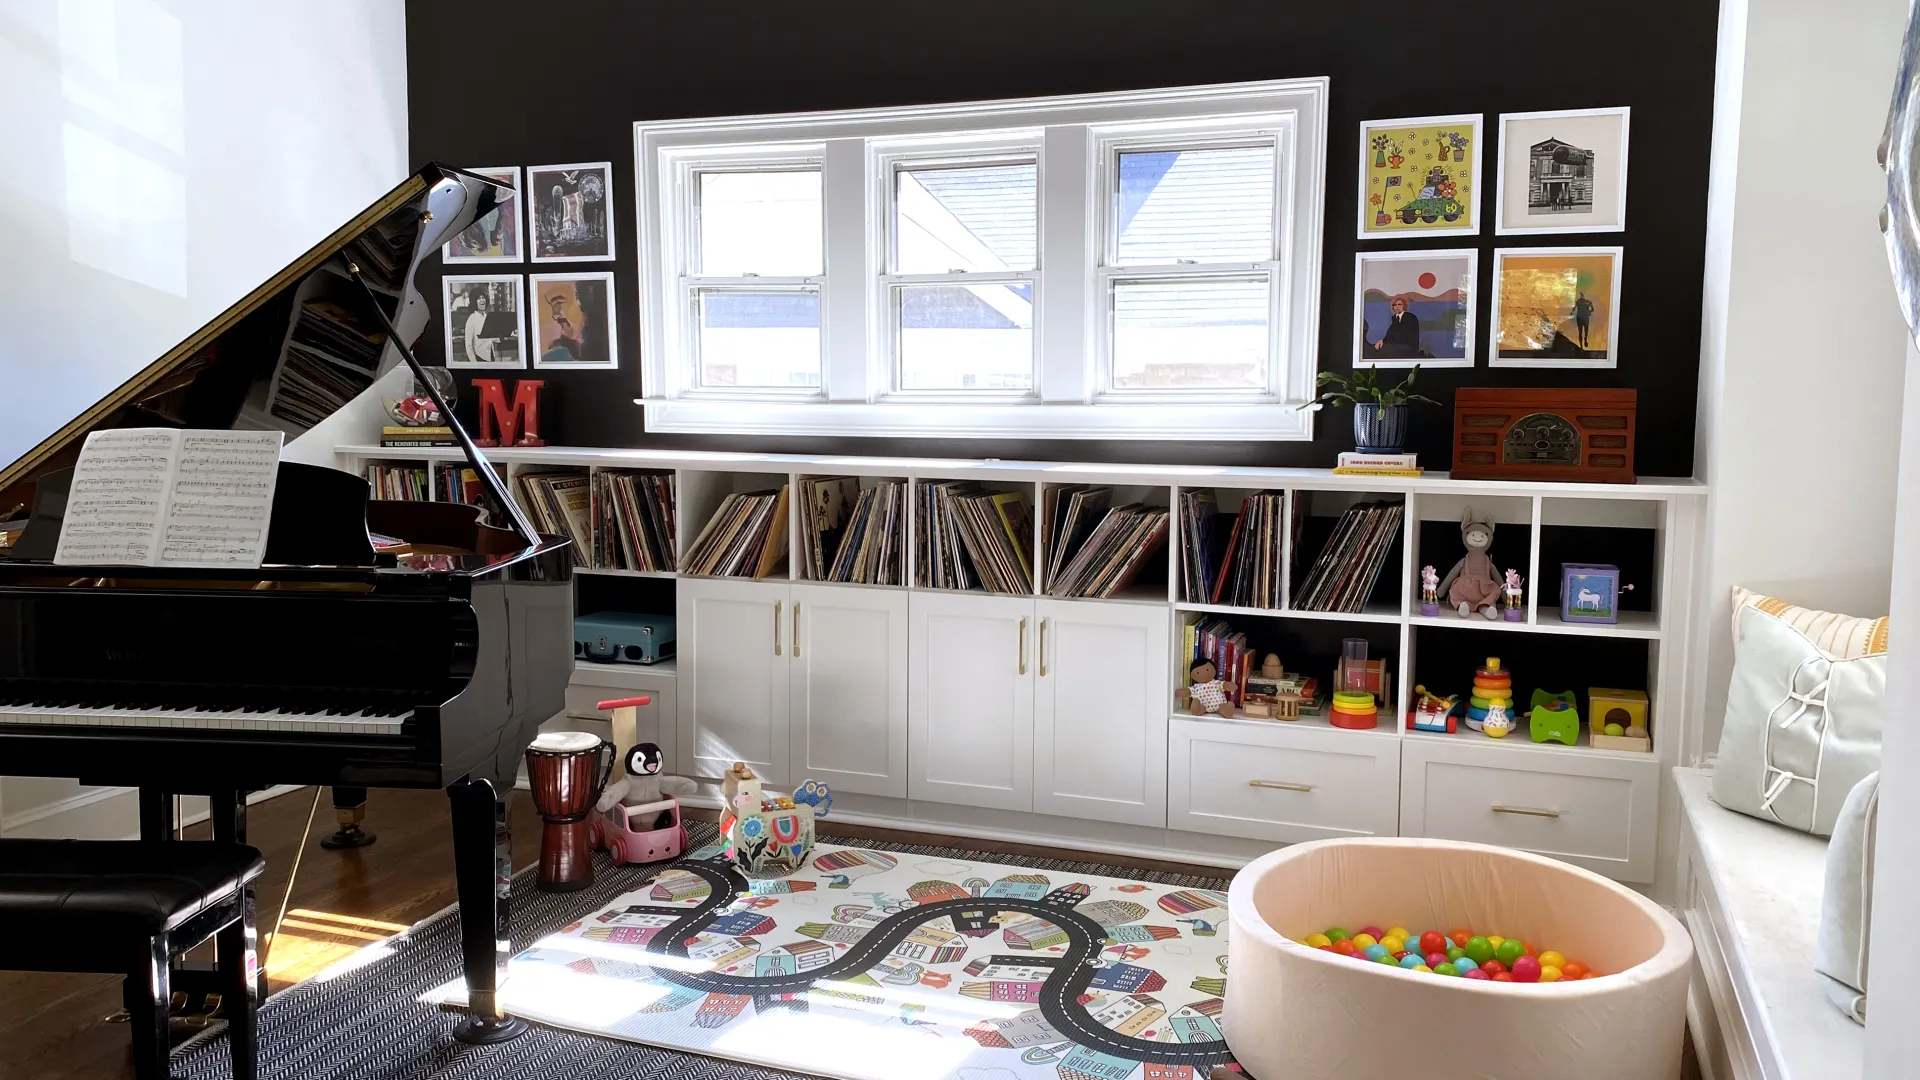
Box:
[515,472,593,567]
[678,486,789,579]
[382,425,456,448]
[366,463,430,501]
[439,465,496,522]
[1045,503,1170,599]
[1195,491,1285,608]
[1332,467,1424,476]
[592,470,676,572]
[1291,499,1405,613]
[918,482,1032,594]
[1337,452,1418,469]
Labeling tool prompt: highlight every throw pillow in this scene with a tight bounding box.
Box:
[1730,585,1889,659]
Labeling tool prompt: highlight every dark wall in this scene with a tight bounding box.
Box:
[406,0,1719,475]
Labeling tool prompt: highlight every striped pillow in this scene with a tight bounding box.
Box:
[1731,586,1888,658]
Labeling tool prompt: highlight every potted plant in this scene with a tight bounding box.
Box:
[1300,365,1441,454]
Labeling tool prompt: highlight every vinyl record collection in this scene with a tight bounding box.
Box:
[679,486,790,579]
[439,466,495,519]
[1292,500,1406,613]
[269,299,384,428]
[515,471,593,567]
[916,482,1034,594]
[1043,488,1169,599]
[366,463,429,501]
[1182,490,1292,608]
[799,477,904,585]
[592,470,677,572]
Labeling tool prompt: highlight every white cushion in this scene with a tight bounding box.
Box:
[1816,771,1876,1023]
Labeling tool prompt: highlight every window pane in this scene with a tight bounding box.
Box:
[895,162,1036,273]
[695,290,821,389]
[1110,277,1269,391]
[697,170,821,275]
[896,284,1034,391]
[1114,145,1275,264]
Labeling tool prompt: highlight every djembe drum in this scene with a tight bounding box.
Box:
[524,731,614,891]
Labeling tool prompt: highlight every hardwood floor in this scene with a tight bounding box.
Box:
[0,787,1228,1080]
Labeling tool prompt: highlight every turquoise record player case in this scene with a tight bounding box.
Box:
[575,612,676,664]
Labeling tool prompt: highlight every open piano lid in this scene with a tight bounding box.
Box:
[0,163,542,566]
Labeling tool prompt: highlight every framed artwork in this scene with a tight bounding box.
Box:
[528,161,615,262]
[443,275,526,369]
[442,166,521,263]
[1358,113,1482,239]
[1489,246,1623,367]
[1353,249,1478,368]
[530,272,618,369]
[1495,107,1630,235]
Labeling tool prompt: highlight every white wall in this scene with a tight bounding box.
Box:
[1688,0,1910,763]
[0,0,408,837]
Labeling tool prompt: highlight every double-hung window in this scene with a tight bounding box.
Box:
[636,78,1327,439]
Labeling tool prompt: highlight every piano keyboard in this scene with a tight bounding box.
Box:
[0,703,412,736]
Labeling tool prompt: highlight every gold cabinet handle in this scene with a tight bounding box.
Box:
[1039,618,1049,677]
[773,601,782,656]
[1249,780,1314,792]
[1018,616,1028,676]
[793,603,801,658]
[1491,804,1561,818]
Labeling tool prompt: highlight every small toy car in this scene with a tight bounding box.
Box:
[593,797,687,865]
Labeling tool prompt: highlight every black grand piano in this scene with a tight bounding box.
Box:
[0,164,573,1044]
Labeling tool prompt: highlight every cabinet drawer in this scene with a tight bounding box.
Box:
[1399,738,1658,883]
[1168,718,1400,843]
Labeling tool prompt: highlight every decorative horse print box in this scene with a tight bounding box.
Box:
[1560,563,1622,624]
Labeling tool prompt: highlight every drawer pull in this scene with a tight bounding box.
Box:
[1018,617,1028,676]
[1491,804,1562,819]
[1248,780,1314,793]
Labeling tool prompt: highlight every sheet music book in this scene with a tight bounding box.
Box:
[54,428,284,569]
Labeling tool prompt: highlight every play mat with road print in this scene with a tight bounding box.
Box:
[430,841,1236,1080]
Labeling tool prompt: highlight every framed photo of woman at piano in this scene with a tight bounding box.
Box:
[443,275,527,368]
[528,161,614,262]
[442,166,521,263]
[530,272,617,369]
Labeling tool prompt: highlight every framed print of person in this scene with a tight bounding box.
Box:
[1495,107,1630,234]
[1358,113,1482,239]
[1353,249,1477,368]
[529,162,615,262]
[443,275,526,369]
[530,272,618,369]
[442,166,521,263]
[1489,246,1623,367]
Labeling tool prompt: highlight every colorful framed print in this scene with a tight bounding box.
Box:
[1489,246,1623,367]
[530,271,618,369]
[1495,107,1630,235]
[442,166,521,263]
[528,161,615,262]
[1358,113,1482,239]
[443,275,526,369]
[1353,249,1478,368]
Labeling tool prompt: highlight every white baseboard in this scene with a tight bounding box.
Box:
[1,784,304,840]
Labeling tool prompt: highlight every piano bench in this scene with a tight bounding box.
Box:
[0,839,265,1080]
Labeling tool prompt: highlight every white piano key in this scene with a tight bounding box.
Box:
[0,702,409,737]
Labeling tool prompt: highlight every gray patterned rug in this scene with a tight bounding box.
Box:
[173,821,1232,1080]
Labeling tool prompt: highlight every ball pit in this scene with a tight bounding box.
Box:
[1301,923,1593,983]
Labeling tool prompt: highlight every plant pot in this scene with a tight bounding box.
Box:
[1353,403,1409,454]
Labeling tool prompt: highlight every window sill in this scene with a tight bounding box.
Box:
[637,398,1314,441]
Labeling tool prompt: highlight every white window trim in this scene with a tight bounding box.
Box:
[634,78,1328,441]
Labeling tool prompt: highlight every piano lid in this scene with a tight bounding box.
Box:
[0,163,514,524]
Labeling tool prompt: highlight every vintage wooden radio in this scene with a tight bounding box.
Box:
[1450,388,1637,483]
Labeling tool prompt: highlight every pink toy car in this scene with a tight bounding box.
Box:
[592,797,688,865]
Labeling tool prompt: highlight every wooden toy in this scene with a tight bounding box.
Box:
[1420,564,1441,616]
[1408,684,1459,733]
[1482,702,1514,737]
[1331,689,1379,730]
[1589,687,1651,751]
[1502,568,1525,622]
[721,777,834,878]
[1528,688,1580,746]
[1335,654,1391,707]
[1560,562,1635,624]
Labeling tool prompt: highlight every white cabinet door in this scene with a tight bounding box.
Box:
[678,578,790,785]
[1168,717,1401,843]
[908,591,1035,812]
[1032,599,1169,826]
[790,584,908,798]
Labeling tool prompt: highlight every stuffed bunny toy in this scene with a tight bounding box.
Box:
[1438,506,1503,619]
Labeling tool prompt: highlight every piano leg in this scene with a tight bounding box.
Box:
[446,778,526,1044]
[138,788,174,841]
[320,786,377,849]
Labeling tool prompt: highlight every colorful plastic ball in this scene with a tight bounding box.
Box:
[1304,933,1331,948]
[1332,940,1358,957]
[1462,968,1491,980]
[1399,954,1424,969]
[1445,946,1466,962]
[1387,926,1410,941]
[1434,962,1459,977]
[1524,941,1537,957]
[1583,971,1603,980]
[1376,954,1400,966]
[1604,723,1625,737]
[1491,971,1515,982]
[1413,964,1433,973]
[1425,952,1449,969]
[1315,944,1334,951]
[1364,944,1391,961]
[1562,961,1590,979]
[1351,933,1378,950]
[1326,928,1350,943]
[1495,939,1527,966]
[1419,931,1447,955]
[1360,925,1385,939]
[1482,960,1507,976]
[1539,965,1563,983]
[1511,956,1542,983]
[1453,956,1479,973]
[1463,936,1494,964]
[1487,935,1506,950]
[1539,950,1567,970]
[1450,930,1473,948]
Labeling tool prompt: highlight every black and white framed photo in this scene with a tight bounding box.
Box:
[1353,248,1477,368]
[528,161,614,262]
[442,166,521,263]
[443,275,526,369]
[530,271,617,369]
[1495,107,1630,235]
[1489,246,1623,367]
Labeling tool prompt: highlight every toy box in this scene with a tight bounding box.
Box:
[1560,563,1622,624]
[1589,687,1651,752]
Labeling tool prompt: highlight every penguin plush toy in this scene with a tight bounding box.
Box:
[595,742,697,829]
